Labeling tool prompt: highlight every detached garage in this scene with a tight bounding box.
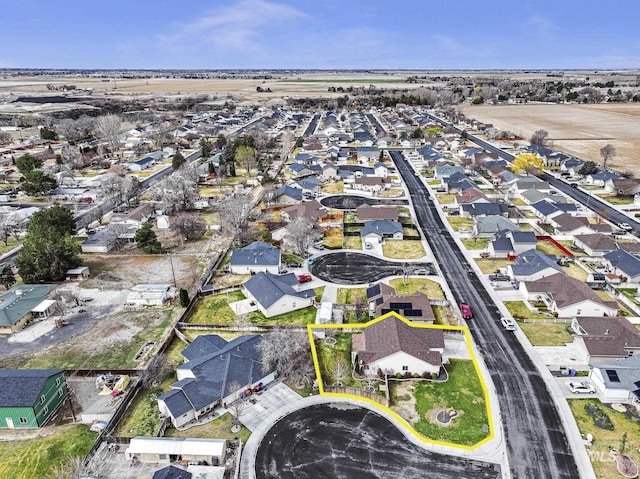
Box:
[125,437,227,466]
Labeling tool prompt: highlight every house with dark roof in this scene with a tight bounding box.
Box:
[0,369,67,428]
[488,230,538,259]
[606,178,640,196]
[81,223,138,253]
[287,163,315,177]
[460,202,509,218]
[602,249,640,282]
[571,316,640,365]
[242,272,315,318]
[560,158,583,175]
[229,242,281,275]
[573,234,618,257]
[356,205,399,222]
[530,200,577,223]
[520,273,618,317]
[361,220,403,247]
[0,284,57,335]
[351,314,444,377]
[444,172,476,193]
[589,355,640,404]
[290,177,321,196]
[152,465,192,479]
[585,170,622,186]
[157,335,274,428]
[366,283,435,323]
[281,200,326,223]
[507,249,564,281]
[128,156,155,171]
[549,213,595,236]
[453,188,490,207]
[274,185,302,205]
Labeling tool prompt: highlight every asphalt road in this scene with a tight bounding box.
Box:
[320,195,408,210]
[310,252,434,284]
[391,150,580,479]
[254,403,501,479]
[301,113,320,137]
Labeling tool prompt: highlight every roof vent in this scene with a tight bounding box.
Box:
[605,329,609,335]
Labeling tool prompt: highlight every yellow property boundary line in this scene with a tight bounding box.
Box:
[307,311,494,451]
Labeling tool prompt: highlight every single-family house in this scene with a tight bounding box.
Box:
[81,223,138,253]
[322,164,339,180]
[530,200,577,223]
[585,170,622,186]
[434,165,465,180]
[571,316,640,365]
[356,205,399,222]
[127,284,173,307]
[287,163,315,177]
[125,437,226,466]
[602,249,640,282]
[361,220,403,247]
[473,216,520,238]
[589,355,640,404]
[351,314,444,377]
[416,146,443,163]
[273,185,302,205]
[520,273,618,317]
[507,249,564,281]
[460,202,509,218]
[376,293,436,324]
[444,172,476,193]
[242,272,315,318]
[229,242,281,275]
[0,284,57,335]
[606,178,640,196]
[0,369,68,428]
[110,202,156,227]
[353,177,390,192]
[373,162,388,178]
[129,156,155,171]
[560,158,583,175]
[290,177,321,197]
[453,188,490,207]
[573,234,618,257]
[489,230,538,259]
[157,335,274,428]
[549,213,595,236]
[511,179,551,199]
[281,200,326,223]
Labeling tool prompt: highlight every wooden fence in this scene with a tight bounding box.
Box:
[324,385,389,407]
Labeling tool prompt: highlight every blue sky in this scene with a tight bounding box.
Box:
[1,0,639,69]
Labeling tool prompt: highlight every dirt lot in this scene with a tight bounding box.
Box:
[460,103,640,172]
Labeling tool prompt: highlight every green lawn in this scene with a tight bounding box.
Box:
[596,194,634,205]
[343,236,362,250]
[446,217,474,231]
[436,193,457,204]
[519,322,573,346]
[164,412,251,444]
[391,359,489,446]
[314,333,362,388]
[460,237,491,250]
[389,278,445,299]
[322,181,344,194]
[0,425,97,479]
[503,301,549,320]
[569,399,640,479]
[536,240,567,256]
[382,240,426,259]
[188,291,318,326]
[474,258,513,274]
[337,288,367,305]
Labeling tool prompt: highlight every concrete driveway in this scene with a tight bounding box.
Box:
[555,377,599,399]
[534,344,589,371]
[236,382,302,431]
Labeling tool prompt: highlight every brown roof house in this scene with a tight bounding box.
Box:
[520,273,618,318]
[356,204,399,222]
[571,316,640,365]
[573,234,618,257]
[351,314,444,377]
[453,187,490,207]
[353,176,390,193]
[281,200,326,223]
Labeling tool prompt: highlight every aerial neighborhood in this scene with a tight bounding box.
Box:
[1,68,640,479]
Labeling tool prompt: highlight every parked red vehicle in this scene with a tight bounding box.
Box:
[297,274,313,283]
[460,302,473,319]
[506,253,518,261]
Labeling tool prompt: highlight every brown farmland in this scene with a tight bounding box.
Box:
[460,103,640,173]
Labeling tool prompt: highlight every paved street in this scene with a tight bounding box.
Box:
[391,150,584,479]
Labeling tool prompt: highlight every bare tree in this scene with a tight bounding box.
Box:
[600,144,616,170]
[172,212,206,241]
[257,329,315,387]
[140,353,168,388]
[48,453,110,479]
[235,145,256,175]
[226,381,250,428]
[529,129,549,146]
[283,218,322,257]
[151,166,199,214]
[217,194,251,243]
[94,114,123,156]
[60,145,85,171]
[57,116,95,143]
[0,131,12,145]
[99,173,126,206]
[279,130,294,161]
[330,357,350,386]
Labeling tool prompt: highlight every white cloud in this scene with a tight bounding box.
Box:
[158,0,306,52]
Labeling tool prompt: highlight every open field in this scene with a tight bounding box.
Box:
[460,103,640,172]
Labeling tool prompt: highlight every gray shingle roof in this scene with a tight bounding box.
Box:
[243,272,315,309]
[475,216,519,234]
[575,316,640,358]
[603,249,640,277]
[511,249,564,277]
[361,220,403,237]
[153,465,192,479]
[461,203,509,216]
[0,369,62,407]
[230,242,280,268]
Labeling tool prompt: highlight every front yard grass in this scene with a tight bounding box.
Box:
[382,240,425,259]
[336,287,367,305]
[164,412,252,444]
[519,322,573,346]
[503,301,549,320]
[436,193,457,204]
[563,263,588,282]
[377,188,404,198]
[0,424,97,479]
[568,399,640,479]
[322,181,344,194]
[474,258,513,274]
[460,237,491,250]
[390,359,489,446]
[343,236,362,250]
[389,278,445,299]
[596,194,634,205]
[446,217,474,231]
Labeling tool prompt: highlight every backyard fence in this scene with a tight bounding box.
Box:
[324,385,389,407]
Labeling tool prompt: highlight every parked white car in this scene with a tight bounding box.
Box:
[500,317,516,331]
[567,381,596,394]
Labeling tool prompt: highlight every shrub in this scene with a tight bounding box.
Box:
[422,371,431,379]
[395,372,402,379]
[403,371,412,379]
[412,372,420,378]
[584,402,614,430]
[431,372,438,379]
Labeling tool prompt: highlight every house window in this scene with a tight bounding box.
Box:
[159,454,167,460]
[43,406,48,415]
[19,417,28,424]
[56,378,61,386]
[58,389,64,398]
[40,395,45,404]
[292,302,296,308]
[402,366,409,371]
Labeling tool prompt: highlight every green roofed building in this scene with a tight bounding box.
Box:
[0,369,68,428]
[0,284,57,335]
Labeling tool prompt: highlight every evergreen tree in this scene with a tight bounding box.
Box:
[172,151,186,170]
[0,263,15,290]
[134,222,162,254]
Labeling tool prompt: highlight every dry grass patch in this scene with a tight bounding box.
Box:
[343,236,362,250]
[382,240,426,259]
[389,278,445,299]
[164,412,251,444]
[474,258,514,274]
[519,322,573,346]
